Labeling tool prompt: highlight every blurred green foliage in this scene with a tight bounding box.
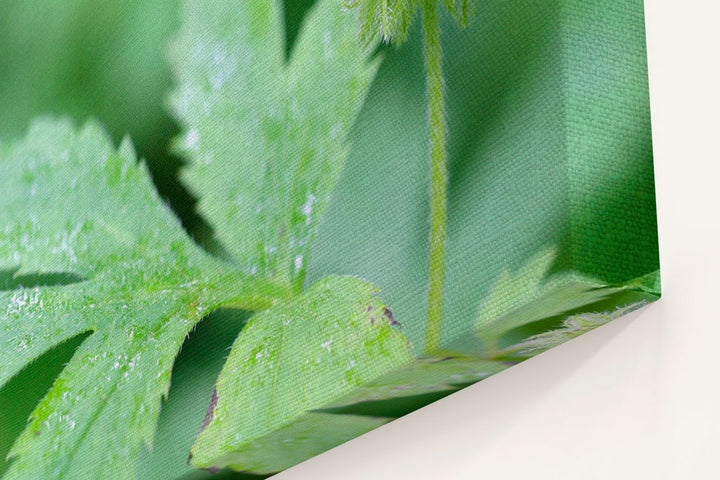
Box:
[0,0,658,478]
[0,0,199,229]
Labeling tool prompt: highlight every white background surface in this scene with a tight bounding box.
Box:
[278,1,720,478]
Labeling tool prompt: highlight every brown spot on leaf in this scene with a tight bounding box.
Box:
[382,307,399,326]
[199,387,218,435]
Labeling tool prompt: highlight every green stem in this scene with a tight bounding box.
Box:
[422,1,448,355]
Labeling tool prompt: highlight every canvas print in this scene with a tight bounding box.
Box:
[0,0,660,478]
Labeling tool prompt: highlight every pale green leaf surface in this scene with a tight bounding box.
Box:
[169,0,379,292]
[0,119,283,479]
[190,276,414,472]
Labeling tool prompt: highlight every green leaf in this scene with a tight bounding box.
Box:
[325,355,507,406]
[322,257,659,412]
[0,119,285,479]
[505,301,650,357]
[168,0,380,293]
[474,248,660,356]
[189,276,414,473]
[473,248,561,352]
[204,411,392,474]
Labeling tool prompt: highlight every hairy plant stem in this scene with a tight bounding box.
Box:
[422,0,448,355]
